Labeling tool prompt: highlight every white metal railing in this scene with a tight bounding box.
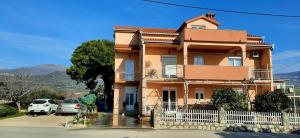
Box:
[288,113,300,125]
[252,69,270,80]
[276,85,295,93]
[145,65,183,79]
[115,72,139,81]
[160,108,300,126]
[226,111,282,125]
[161,108,218,123]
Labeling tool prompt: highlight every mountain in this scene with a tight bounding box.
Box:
[275,71,300,87]
[0,64,89,93]
[0,64,66,75]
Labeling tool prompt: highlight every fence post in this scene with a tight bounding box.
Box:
[152,105,162,129]
[281,111,289,128]
[218,107,226,124]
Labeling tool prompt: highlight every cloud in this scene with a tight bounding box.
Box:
[273,49,300,61]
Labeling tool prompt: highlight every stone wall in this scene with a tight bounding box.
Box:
[153,108,300,134]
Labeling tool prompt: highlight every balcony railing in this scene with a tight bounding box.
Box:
[145,65,183,79]
[251,69,271,80]
[115,72,139,82]
[184,65,250,80]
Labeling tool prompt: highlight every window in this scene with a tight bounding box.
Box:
[162,56,177,78]
[32,100,46,104]
[195,88,205,101]
[125,60,134,81]
[194,56,204,65]
[190,25,206,29]
[228,57,242,66]
[48,100,56,104]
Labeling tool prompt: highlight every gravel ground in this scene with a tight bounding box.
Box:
[0,114,73,128]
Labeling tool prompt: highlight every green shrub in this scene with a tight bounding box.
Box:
[254,90,291,112]
[211,88,247,111]
[0,105,18,117]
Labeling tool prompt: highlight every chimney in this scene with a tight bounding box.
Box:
[205,12,216,20]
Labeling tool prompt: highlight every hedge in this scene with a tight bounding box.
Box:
[0,105,18,117]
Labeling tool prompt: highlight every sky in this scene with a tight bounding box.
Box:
[0,0,299,73]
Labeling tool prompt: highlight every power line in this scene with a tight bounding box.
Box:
[143,0,300,18]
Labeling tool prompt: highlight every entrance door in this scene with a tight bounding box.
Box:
[162,89,176,110]
[125,87,136,111]
[125,60,134,81]
[162,56,177,78]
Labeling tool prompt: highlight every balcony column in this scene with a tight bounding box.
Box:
[268,49,274,91]
[141,43,147,116]
[113,88,120,115]
[241,45,247,66]
[183,44,188,65]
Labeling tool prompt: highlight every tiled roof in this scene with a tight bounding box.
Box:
[115,44,139,49]
[114,26,177,33]
[185,15,220,26]
[143,37,176,41]
[143,37,179,43]
[246,42,271,46]
[247,34,262,38]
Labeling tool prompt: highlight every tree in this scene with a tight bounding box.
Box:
[211,88,248,111]
[253,90,291,112]
[66,40,114,109]
[0,70,38,111]
[242,79,254,110]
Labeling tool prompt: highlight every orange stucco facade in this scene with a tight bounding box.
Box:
[113,13,274,116]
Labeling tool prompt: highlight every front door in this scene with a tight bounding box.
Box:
[163,89,176,110]
[125,87,136,111]
[125,60,134,81]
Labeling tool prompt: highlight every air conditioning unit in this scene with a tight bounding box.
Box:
[252,51,260,58]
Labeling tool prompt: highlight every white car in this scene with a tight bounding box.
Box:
[28,99,58,115]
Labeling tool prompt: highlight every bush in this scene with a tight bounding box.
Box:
[0,105,18,117]
[211,88,247,111]
[254,90,291,112]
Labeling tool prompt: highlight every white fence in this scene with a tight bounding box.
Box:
[162,109,218,123]
[226,111,282,125]
[289,113,300,126]
[161,108,300,126]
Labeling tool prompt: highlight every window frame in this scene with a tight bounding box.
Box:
[195,88,205,101]
[190,25,206,29]
[228,57,242,66]
[194,55,204,65]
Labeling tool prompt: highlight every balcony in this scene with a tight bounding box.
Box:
[184,65,250,80]
[251,69,271,80]
[115,72,139,82]
[145,65,184,79]
[183,28,247,43]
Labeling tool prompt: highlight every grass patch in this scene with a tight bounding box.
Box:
[0,112,26,120]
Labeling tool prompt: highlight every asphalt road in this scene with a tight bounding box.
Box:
[0,126,299,138]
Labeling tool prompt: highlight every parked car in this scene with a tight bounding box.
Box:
[56,99,87,115]
[27,99,58,115]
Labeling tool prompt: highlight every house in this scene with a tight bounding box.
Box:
[113,13,274,117]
